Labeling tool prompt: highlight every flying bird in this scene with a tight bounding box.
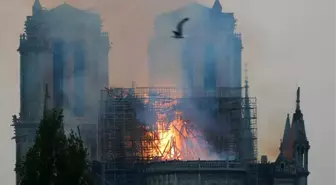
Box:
[172,17,190,39]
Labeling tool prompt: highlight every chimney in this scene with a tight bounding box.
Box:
[261,155,268,164]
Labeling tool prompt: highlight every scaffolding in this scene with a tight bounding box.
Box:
[99,86,257,160]
[240,97,258,162]
[97,86,257,185]
[99,88,147,162]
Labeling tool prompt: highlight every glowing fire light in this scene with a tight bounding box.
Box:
[141,93,208,161]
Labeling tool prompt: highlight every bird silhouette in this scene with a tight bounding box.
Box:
[172,17,190,39]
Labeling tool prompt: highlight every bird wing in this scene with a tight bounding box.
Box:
[177,17,190,33]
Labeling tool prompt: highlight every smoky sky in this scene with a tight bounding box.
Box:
[0,0,334,185]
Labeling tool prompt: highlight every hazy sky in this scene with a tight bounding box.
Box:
[0,0,334,185]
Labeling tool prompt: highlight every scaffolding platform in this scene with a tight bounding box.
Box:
[98,86,257,162]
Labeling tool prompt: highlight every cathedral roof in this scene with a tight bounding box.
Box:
[42,2,101,30]
[28,2,102,39]
[153,1,236,36]
[156,2,234,22]
[47,2,99,19]
[212,0,223,12]
[33,0,42,10]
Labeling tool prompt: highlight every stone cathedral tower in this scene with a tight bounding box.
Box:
[12,0,110,183]
[274,87,310,185]
[290,87,310,185]
[148,0,242,92]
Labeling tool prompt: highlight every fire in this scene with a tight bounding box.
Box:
[141,93,208,161]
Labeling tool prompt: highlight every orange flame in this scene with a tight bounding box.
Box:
[141,93,209,161]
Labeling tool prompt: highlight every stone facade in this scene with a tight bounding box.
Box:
[14,0,110,160]
[145,161,246,185]
[13,1,110,184]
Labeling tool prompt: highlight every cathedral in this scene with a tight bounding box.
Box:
[12,1,310,185]
[91,87,310,185]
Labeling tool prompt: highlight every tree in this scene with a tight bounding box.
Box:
[16,109,94,185]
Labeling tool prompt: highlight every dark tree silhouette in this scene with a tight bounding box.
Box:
[16,109,94,185]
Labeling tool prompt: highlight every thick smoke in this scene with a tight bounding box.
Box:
[24,6,108,160]
[32,0,279,160]
[41,10,103,127]
[57,0,237,160]
[35,0,196,87]
[146,3,240,160]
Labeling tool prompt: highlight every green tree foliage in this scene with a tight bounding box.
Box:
[16,109,94,185]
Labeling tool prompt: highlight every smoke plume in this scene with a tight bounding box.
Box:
[31,0,196,87]
[28,0,281,160]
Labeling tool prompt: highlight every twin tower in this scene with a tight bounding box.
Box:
[14,0,110,166]
[13,1,310,185]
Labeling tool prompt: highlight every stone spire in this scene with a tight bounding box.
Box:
[296,87,300,111]
[283,114,291,141]
[212,0,222,13]
[32,0,42,15]
[244,63,250,108]
[243,65,250,120]
[242,63,255,161]
[280,114,291,152]
[244,63,249,98]
[290,87,309,174]
[293,87,303,121]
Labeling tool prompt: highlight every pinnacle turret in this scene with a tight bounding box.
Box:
[293,87,303,121]
[280,114,291,153]
[33,0,42,15]
[212,0,222,13]
[296,87,300,111]
[283,114,291,141]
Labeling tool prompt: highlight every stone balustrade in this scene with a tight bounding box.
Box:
[145,160,246,173]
